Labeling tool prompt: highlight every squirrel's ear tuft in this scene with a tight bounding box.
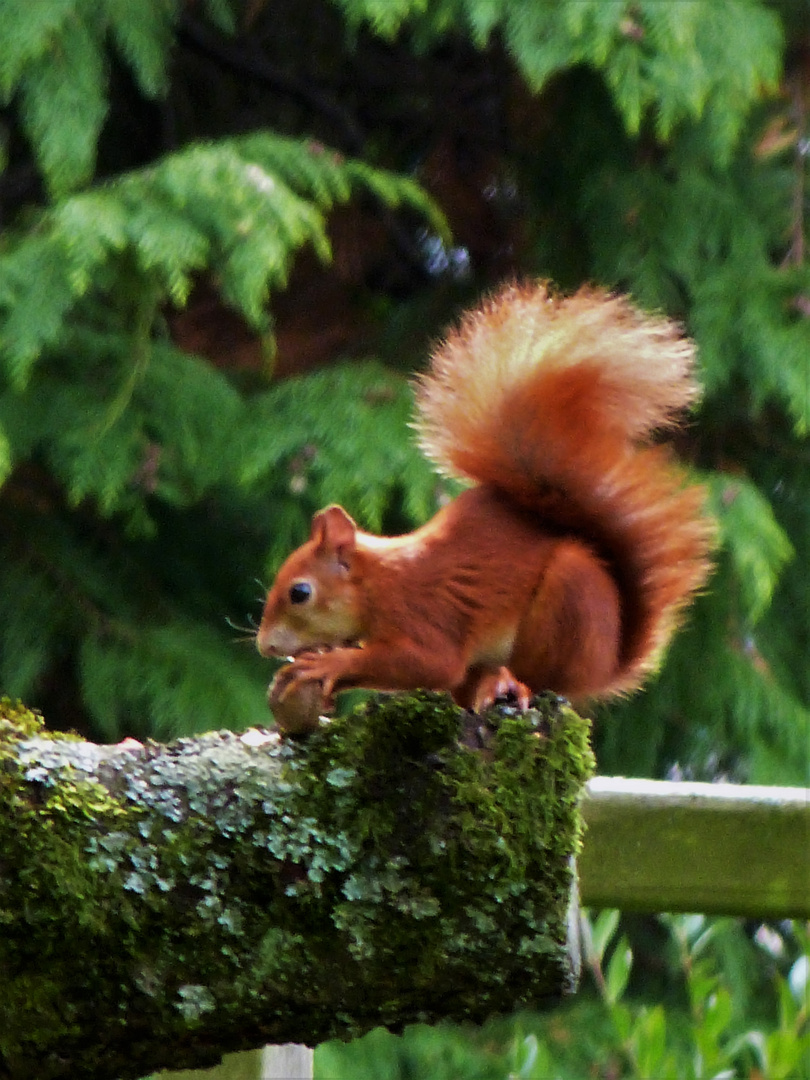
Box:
[310,505,358,565]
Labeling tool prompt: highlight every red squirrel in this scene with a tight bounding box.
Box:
[257,281,715,714]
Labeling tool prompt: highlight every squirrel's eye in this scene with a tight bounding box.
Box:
[289,582,313,605]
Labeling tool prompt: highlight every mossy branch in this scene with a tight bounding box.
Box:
[0,692,593,1080]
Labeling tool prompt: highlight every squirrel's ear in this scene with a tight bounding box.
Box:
[310,505,357,567]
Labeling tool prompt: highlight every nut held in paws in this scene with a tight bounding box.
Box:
[267,671,325,734]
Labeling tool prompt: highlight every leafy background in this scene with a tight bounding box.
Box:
[0,0,807,1077]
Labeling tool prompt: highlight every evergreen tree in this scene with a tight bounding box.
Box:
[0,0,807,785]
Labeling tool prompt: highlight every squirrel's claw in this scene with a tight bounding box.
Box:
[470,666,532,713]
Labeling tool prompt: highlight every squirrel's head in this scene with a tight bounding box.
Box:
[256,505,364,658]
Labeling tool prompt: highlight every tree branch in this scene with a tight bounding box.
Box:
[0,692,592,1080]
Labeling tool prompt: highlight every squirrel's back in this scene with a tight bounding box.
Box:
[415,281,715,695]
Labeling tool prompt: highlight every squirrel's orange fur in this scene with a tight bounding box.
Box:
[257,282,715,712]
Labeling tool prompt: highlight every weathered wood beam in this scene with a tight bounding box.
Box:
[579,777,810,919]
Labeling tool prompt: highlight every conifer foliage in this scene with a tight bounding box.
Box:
[0,0,808,786]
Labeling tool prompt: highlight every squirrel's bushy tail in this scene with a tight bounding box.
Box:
[415,281,715,694]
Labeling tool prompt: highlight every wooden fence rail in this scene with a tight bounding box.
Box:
[579,777,810,919]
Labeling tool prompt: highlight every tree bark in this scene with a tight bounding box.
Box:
[0,691,592,1080]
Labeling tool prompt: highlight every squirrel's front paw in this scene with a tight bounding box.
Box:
[272,651,342,702]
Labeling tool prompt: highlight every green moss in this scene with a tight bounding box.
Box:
[0,696,48,741]
[0,691,593,1079]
